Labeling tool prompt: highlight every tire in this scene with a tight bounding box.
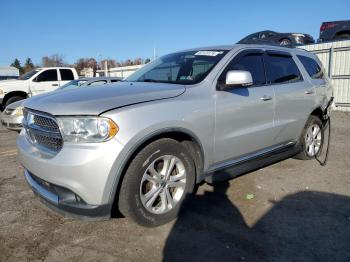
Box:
[279,38,291,46]
[294,115,324,160]
[118,138,196,227]
[5,96,25,107]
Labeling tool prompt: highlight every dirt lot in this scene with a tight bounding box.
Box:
[0,112,350,262]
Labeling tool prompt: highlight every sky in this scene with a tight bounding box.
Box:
[1,0,349,66]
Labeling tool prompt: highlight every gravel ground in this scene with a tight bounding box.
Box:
[0,112,350,262]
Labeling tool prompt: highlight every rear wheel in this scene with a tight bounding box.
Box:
[279,38,291,46]
[295,116,324,160]
[118,138,196,227]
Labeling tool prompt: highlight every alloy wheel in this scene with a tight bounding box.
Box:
[305,124,322,157]
[140,155,187,214]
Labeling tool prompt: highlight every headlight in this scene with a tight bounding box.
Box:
[12,106,24,116]
[56,117,119,143]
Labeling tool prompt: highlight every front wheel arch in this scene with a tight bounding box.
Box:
[3,91,28,106]
[109,128,205,217]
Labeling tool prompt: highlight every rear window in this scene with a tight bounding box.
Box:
[265,54,303,84]
[60,69,75,81]
[297,55,324,79]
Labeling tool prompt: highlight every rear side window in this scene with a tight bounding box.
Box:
[221,53,266,86]
[36,69,58,82]
[297,55,324,79]
[60,69,75,81]
[265,54,303,84]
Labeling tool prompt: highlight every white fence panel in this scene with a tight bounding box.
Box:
[299,40,350,111]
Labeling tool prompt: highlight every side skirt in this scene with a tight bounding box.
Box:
[204,142,301,184]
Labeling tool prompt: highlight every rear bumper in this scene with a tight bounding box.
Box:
[24,169,112,220]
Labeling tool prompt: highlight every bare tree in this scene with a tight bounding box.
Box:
[133,58,142,65]
[74,58,87,75]
[23,58,35,73]
[122,59,133,66]
[42,54,66,67]
[101,59,117,70]
[74,58,98,76]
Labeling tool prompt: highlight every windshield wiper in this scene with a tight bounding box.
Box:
[139,79,167,83]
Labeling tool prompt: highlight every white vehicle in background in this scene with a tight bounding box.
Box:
[0,76,122,131]
[0,67,78,109]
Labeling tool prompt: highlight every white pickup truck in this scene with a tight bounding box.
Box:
[0,67,78,108]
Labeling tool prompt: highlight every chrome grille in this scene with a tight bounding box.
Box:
[33,114,59,131]
[23,109,63,153]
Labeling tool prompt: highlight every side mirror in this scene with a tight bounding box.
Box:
[217,70,253,91]
[225,70,253,88]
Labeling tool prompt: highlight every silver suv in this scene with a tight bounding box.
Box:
[17,45,332,226]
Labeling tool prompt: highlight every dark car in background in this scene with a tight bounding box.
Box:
[238,30,315,47]
[319,20,350,42]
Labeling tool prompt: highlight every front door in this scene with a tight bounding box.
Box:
[214,49,275,164]
[30,69,59,96]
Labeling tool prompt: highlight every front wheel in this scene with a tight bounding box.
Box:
[5,96,25,107]
[118,138,196,227]
[295,116,324,160]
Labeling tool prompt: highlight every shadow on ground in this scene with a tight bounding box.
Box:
[163,181,350,262]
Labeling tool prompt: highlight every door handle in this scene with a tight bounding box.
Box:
[52,84,59,86]
[260,95,272,101]
[305,90,314,94]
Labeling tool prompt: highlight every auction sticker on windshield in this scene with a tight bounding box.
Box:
[194,51,224,56]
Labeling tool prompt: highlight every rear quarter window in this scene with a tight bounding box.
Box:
[60,69,75,81]
[297,55,324,79]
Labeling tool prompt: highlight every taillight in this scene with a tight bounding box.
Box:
[320,23,338,32]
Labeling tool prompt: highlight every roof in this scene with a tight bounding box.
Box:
[37,67,74,70]
[180,44,311,55]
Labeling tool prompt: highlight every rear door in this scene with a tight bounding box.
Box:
[29,69,59,96]
[214,49,275,163]
[59,69,75,86]
[264,50,315,144]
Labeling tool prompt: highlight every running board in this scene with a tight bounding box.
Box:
[205,142,300,184]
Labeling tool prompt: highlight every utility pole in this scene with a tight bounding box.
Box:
[98,54,102,70]
[104,60,108,77]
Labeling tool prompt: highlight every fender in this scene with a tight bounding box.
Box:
[106,127,205,205]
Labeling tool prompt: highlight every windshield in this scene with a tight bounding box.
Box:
[58,80,87,90]
[18,69,40,80]
[126,50,228,85]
